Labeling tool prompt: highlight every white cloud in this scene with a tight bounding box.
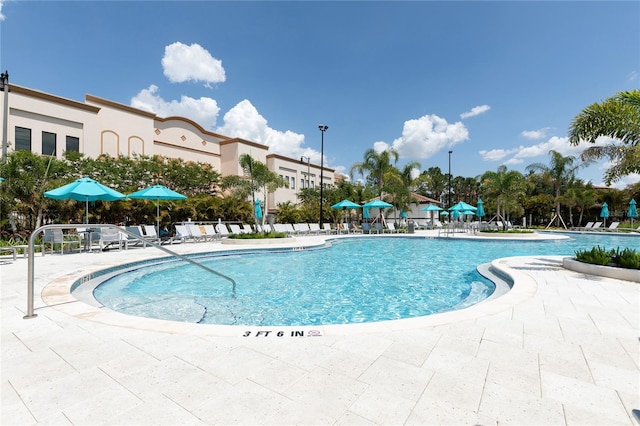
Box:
[389,114,469,159]
[479,148,519,161]
[628,71,638,81]
[216,100,323,164]
[162,42,226,86]
[460,105,490,119]
[0,1,5,21]
[521,128,551,140]
[373,141,390,153]
[130,84,220,129]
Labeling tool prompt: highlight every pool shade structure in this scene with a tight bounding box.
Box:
[600,202,609,227]
[449,201,477,212]
[476,198,485,218]
[127,184,187,231]
[44,177,126,224]
[421,203,443,226]
[628,199,638,225]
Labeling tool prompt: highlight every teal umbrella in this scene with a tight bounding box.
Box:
[255,199,263,220]
[331,199,362,209]
[45,177,126,224]
[363,199,393,209]
[128,184,187,231]
[449,201,476,211]
[363,206,370,219]
[476,198,485,218]
[0,177,4,182]
[421,204,443,212]
[628,199,637,224]
[600,202,609,227]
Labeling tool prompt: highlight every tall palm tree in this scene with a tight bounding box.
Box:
[526,150,580,228]
[350,148,399,197]
[568,90,640,184]
[480,165,527,229]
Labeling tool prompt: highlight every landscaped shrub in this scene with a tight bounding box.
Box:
[575,246,640,269]
[616,247,640,269]
[575,246,613,266]
[228,231,287,239]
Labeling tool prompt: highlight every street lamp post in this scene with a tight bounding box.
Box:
[448,150,453,221]
[1,71,9,160]
[318,125,328,224]
[300,156,311,188]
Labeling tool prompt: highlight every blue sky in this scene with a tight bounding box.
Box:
[1,1,638,188]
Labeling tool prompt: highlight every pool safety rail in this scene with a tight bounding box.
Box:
[24,223,237,319]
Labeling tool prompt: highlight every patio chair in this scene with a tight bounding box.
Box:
[572,221,594,231]
[308,223,322,234]
[228,224,243,235]
[173,224,192,243]
[386,222,404,233]
[294,223,310,235]
[374,223,384,234]
[42,229,82,255]
[125,225,154,247]
[602,221,620,232]
[591,222,603,229]
[99,227,125,251]
[142,225,163,244]
[361,222,372,234]
[322,223,337,234]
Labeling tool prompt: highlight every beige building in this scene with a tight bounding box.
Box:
[0,83,334,213]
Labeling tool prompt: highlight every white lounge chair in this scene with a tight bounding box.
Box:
[186,223,208,242]
[322,223,337,234]
[203,224,220,240]
[215,224,231,238]
[592,222,603,229]
[308,223,322,234]
[228,224,243,235]
[99,227,125,251]
[293,223,310,235]
[242,224,254,234]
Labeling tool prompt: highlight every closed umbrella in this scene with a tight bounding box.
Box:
[628,199,637,225]
[255,199,263,223]
[600,202,609,227]
[476,198,485,218]
[45,177,126,224]
[127,185,187,231]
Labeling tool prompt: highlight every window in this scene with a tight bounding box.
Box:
[311,181,315,188]
[15,127,31,151]
[290,176,295,189]
[42,131,56,156]
[66,136,79,152]
[300,178,305,189]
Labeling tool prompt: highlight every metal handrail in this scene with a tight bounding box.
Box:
[24,223,236,319]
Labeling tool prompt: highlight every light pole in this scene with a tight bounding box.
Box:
[448,150,452,221]
[1,71,9,160]
[300,156,311,188]
[318,124,328,224]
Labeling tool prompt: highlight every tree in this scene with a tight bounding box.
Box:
[480,165,527,229]
[568,90,640,184]
[350,148,399,197]
[414,167,447,202]
[526,150,581,228]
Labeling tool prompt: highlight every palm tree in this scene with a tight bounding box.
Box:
[350,148,399,197]
[526,150,580,228]
[568,90,640,184]
[480,165,527,229]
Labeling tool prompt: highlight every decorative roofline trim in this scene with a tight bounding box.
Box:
[11,85,101,113]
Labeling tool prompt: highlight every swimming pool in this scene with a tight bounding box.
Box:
[89,233,639,326]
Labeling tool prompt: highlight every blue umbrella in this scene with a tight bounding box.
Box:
[476,198,485,218]
[363,199,393,209]
[628,199,637,224]
[421,204,443,212]
[127,184,187,231]
[363,207,370,219]
[0,177,4,182]
[600,202,609,227]
[45,177,126,224]
[255,199,263,220]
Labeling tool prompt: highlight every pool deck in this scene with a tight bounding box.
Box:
[1,230,638,425]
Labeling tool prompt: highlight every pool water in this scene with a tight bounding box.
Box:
[92,233,639,326]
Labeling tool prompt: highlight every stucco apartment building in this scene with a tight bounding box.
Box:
[0,82,334,214]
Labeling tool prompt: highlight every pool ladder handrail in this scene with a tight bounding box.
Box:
[24,223,237,319]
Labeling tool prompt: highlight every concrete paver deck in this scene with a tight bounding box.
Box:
[1,231,638,425]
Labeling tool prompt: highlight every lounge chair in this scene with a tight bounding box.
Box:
[374,223,384,234]
[361,222,372,234]
[572,221,594,231]
[308,223,322,234]
[592,222,603,229]
[242,224,254,234]
[228,224,243,235]
[203,224,220,240]
[386,222,404,233]
[322,223,337,234]
[174,224,193,243]
[294,223,310,235]
[215,224,231,238]
[186,223,208,242]
[601,222,620,232]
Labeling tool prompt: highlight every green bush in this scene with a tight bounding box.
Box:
[575,246,613,266]
[616,247,640,269]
